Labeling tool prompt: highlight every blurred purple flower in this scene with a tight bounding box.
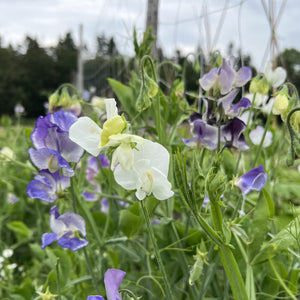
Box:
[87,268,126,300]
[235,165,267,195]
[200,56,252,95]
[27,170,70,203]
[41,206,88,252]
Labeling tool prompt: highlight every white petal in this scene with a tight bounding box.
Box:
[135,140,170,175]
[269,67,287,88]
[151,167,174,200]
[136,189,147,200]
[114,165,138,190]
[105,98,118,119]
[111,143,134,171]
[69,117,102,156]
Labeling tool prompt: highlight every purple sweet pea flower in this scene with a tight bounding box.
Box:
[199,56,252,95]
[31,111,84,164]
[221,118,249,150]
[86,154,110,184]
[41,206,88,252]
[217,89,251,117]
[88,269,126,300]
[183,119,219,150]
[28,148,74,177]
[234,165,267,195]
[27,170,70,203]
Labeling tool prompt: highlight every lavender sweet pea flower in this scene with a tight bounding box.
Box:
[234,165,267,195]
[27,170,70,203]
[31,111,84,164]
[41,206,88,251]
[200,56,252,95]
[183,119,219,150]
[87,268,126,300]
[86,155,110,185]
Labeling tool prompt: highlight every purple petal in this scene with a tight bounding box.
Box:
[82,190,99,202]
[101,198,109,214]
[228,97,251,117]
[50,110,78,132]
[218,59,235,94]
[41,233,57,249]
[87,296,105,300]
[104,269,126,300]
[57,236,88,252]
[98,154,110,168]
[221,118,249,150]
[199,68,218,91]
[217,89,239,111]
[192,119,218,150]
[50,205,60,218]
[235,165,267,195]
[26,171,57,203]
[58,212,87,236]
[235,66,252,87]
[31,115,53,149]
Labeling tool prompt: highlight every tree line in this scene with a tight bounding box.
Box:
[0,31,299,119]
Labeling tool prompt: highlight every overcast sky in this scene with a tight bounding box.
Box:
[0,0,298,70]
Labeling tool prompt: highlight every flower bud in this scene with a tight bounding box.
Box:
[272,94,289,115]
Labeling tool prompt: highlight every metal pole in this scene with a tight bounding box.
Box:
[77,24,84,95]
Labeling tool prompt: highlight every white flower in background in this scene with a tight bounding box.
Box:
[2,249,13,258]
[14,103,25,117]
[245,93,274,115]
[264,61,287,88]
[69,98,144,170]
[114,140,174,200]
[91,96,106,118]
[0,147,14,160]
[249,125,272,148]
[7,263,17,270]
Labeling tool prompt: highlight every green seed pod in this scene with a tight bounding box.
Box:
[189,255,204,286]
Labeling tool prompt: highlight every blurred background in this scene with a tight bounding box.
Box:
[0,0,299,118]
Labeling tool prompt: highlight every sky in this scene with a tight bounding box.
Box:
[0,0,298,71]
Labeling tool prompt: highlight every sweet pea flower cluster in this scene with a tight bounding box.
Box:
[184,56,252,151]
[27,110,84,202]
[69,98,174,201]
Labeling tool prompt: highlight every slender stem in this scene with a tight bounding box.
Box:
[83,247,101,295]
[140,200,173,300]
[252,109,273,167]
[55,258,62,300]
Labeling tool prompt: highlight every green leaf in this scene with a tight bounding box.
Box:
[262,188,274,218]
[251,215,300,264]
[6,221,32,242]
[119,209,144,238]
[108,78,136,119]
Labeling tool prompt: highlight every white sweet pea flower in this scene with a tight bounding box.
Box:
[249,125,272,148]
[264,61,286,88]
[69,98,144,170]
[114,140,174,200]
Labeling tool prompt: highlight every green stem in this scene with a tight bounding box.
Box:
[140,200,173,300]
[55,258,62,300]
[252,109,273,167]
[268,247,297,300]
[83,247,101,295]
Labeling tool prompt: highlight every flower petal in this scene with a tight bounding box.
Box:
[199,68,218,91]
[114,165,138,190]
[57,236,89,252]
[41,233,57,249]
[87,296,105,300]
[105,98,118,119]
[151,167,174,200]
[104,268,126,300]
[69,117,102,156]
